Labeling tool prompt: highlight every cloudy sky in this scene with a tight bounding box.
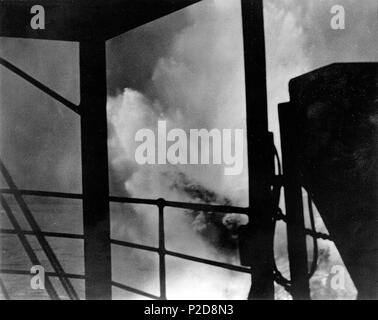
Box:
[0,0,377,299]
[1,0,377,199]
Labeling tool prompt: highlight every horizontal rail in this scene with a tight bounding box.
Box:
[0,57,80,115]
[111,281,160,300]
[0,189,83,200]
[275,208,331,241]
[0,269,85,280]
[110,239,252,274]
[111,239,158,253]
[0,188,332,241]
[0,162,80,300]
[0,228,84,240]
[165,200,248,214]
[0,187,330,300]
[111,196,249,214]
[305,229,332,241]
[1,232,252,276]
[0,194,60,300]
[0,188,249,214]
[110,196,158,206]
[0,269,159,300]
[165,250,252,274]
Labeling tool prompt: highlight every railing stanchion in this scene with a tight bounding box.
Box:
[241,0,275,299]
[157,199,167,300]
[80,40,112,300]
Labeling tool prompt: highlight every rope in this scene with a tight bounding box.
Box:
[272,147,292,292]
[308,195,319,278]
[271,146,331,294]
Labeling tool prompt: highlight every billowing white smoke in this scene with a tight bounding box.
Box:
[107,0,377,299]
[108,0,249,206]
[108,0,251,300]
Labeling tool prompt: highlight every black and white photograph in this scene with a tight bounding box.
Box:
[0,0,377,304]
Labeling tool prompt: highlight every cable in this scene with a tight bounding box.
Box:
[307,195,319,278]
[272,145,324,292]
[272,146,292,292]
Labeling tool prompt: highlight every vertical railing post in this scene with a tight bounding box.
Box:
[279,102,310,300]
[157,198,167,300]
[80,40,112,300]
[241,0,275,299]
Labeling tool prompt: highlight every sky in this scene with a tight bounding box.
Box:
[1,0,377,196]
[0,0,377,299]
